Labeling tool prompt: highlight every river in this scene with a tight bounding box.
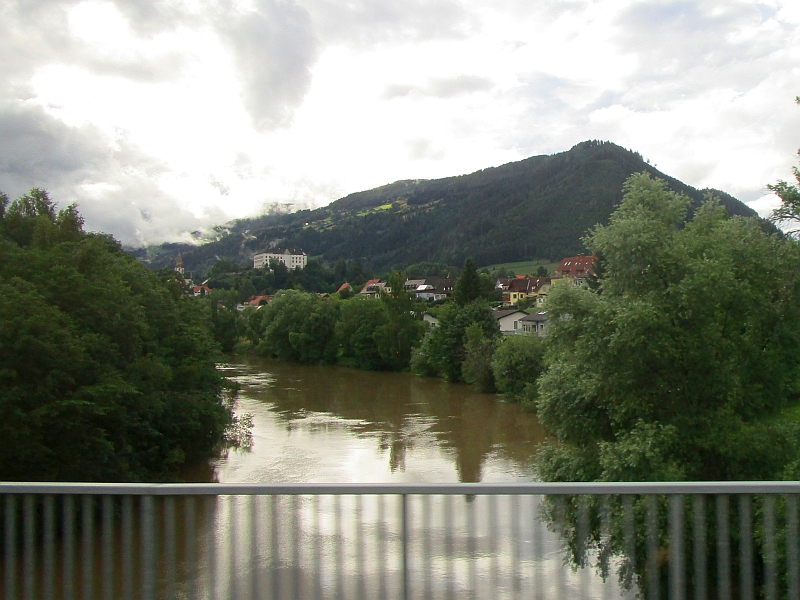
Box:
[199,355,549,484]
[1,357,629,599]
[175,356,629,599]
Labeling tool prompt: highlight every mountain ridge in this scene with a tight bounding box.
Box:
[138,140,758,275]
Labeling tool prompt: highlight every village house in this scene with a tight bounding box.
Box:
[360,279,390,296]
[253,248,308,270]
[432,278,455,301]
[405,277,456,301]
[404,279,426,292]
[192,285,212,297]
[422,313,439,330]
[500,275,551,306]
[243,295,272,308]
[520,311,548,336]
[552,253,595,285]
[493,308,529,334]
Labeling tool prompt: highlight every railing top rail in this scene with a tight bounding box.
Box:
[0,481,799,495]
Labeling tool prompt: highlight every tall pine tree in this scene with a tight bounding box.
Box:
[454,257,481,306]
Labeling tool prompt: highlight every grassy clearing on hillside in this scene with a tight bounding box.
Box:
[482,260,559,276]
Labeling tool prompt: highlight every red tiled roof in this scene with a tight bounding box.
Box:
[244,295,271,306]
[360,279,383,294]
[555,254,595,278]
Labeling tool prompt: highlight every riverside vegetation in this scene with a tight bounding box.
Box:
[6,169,800,488]
[5,124,800,597]
[230,171,800,483]
[0,190,234,482]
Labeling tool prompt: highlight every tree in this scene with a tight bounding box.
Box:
[461,323,497,392]
[536,173,800,483]
[768,96,800,232]
[335,297,387,370]
[412,300,499,381]
[491,334,545,401]
[374,271,425,370]
[257,290,340,364]
[0,190,231,482]
[454,257,482,306]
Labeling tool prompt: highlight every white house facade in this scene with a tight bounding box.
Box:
[493,309,528,335]
[253,249,308,270]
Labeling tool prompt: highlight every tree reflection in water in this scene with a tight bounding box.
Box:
[539,491,794,600]
[210,356,549,484]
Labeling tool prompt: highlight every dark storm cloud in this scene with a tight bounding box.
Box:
[383,75,493,99]
[0,99,206,246]
[216,0,319,131]
[0,102,111,191]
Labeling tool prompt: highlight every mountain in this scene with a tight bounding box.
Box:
[140,140,758,275]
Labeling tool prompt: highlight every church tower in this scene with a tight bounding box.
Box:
[175,253,185,277]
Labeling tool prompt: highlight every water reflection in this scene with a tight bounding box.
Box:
[0,359,636,599]
[206,356,549,484]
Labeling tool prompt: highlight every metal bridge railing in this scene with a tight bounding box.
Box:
[2,482,799,599]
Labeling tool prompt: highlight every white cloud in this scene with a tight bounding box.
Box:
[0,0,798,245]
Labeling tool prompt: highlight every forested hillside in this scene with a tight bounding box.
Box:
[142,141,757,276]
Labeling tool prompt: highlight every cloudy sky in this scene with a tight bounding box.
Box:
[2,0,799,246]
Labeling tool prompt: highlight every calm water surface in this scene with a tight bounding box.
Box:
[174,357,629,599]
[1,358,629,599]
[203,355,550,484]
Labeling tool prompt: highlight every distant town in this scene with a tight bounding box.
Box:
[171,245,599,340]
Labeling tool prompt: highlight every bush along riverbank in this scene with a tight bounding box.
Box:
[0,190,235,482]
[221,259,548,405]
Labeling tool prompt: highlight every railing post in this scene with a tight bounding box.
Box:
[764,495,776,600]
[669,494,684,600]
[716,495,730,600]
[788,494,799,600]
[692,495,706,600]
[739,495,753,600]
[402,493,409,600]
[5,495,17,600]
[141,495,155,600]
[647,495,659,600]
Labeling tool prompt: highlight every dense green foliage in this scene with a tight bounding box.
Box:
[246,275,425,371]
[535,173,800,482]
[0,190,230,482]
[453,258,482,306]
[460,323,497,392]
[491,334,545,401]
[372,272,427,370]
[204,257,374,297]
[144,141,757,276]
[411,301,499,382]
[255,290,341,364]
[335,297,390,370]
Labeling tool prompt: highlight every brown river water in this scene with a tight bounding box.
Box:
[2,357,631,599]
[200,355,550,484]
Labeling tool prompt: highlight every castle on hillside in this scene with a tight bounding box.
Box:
[253,248,307,270]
